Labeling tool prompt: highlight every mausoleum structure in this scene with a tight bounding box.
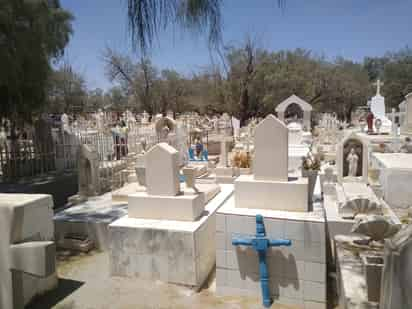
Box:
[108,143,233,288]
[215,115,327,308]
[276,94,313,131]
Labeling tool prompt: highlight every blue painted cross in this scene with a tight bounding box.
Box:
[232,214,292,308]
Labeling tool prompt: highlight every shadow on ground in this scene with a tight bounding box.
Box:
[26,278,84,309]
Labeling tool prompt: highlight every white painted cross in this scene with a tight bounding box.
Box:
[373,79,384,96]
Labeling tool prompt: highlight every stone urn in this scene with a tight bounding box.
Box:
[302,169,318,211]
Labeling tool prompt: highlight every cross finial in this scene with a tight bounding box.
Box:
[374,79,384,96]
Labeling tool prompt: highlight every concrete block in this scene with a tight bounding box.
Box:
[235,175,308,212]
[128,192,204,221]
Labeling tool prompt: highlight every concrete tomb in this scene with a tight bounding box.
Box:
[0,194,57,309]
[109,143,232,288]
[235,115,308,212]
[216,115,326,308]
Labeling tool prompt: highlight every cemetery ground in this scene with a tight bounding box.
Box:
[27,249,339,309]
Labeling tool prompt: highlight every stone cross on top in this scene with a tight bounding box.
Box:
[374,79,384,96]
[253,114,288,182]
[145,143,180,196]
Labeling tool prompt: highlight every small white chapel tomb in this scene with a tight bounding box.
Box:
[216,115,326,308]
[109,143,232,288]
[0,194,57,309]
[276,94,313,131]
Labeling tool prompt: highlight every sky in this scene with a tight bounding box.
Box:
[60,0,412,91]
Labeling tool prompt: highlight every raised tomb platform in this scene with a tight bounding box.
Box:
[108,143,233,288]
[215,115,326,308]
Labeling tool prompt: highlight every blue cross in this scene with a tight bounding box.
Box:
[232,214,292,308]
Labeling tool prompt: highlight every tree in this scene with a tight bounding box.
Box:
[47,62,87,114]
[104,48,159,116]
[0,0,73,123]
[125,1,287,52]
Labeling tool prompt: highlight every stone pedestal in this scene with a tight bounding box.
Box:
[234,174,308,212]
[128,192,204,221]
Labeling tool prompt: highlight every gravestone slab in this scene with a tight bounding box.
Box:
[145,143,180,196]
[253,115,288,181]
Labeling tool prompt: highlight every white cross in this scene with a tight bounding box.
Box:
[374,79,384,95]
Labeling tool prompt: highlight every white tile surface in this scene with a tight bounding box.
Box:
[304,262,326,283]
[303,281,326,302]
[215,232,225,250]
[284,220,305,241]
[216,213,226,232]
[216,250,226,268]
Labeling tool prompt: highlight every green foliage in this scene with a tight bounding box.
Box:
[47,62,87,114]
[0,0,73,122]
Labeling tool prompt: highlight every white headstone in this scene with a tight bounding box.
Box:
[253,114,288,181]
[370,79,392,132]
[232,116,240,138]
[145,143,180,196]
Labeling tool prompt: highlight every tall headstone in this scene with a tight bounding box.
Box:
[370,79,392,133]
[145,143,180,196]
[253,114,288,181]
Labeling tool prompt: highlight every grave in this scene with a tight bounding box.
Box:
[108,143,233,288]
[401,92,412,136]
[216,115,327,308]
[235,115,308,212]
[369,79,392,134]
[370,152,412,208]
[0,194,57,309]
[214,136,237,184]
